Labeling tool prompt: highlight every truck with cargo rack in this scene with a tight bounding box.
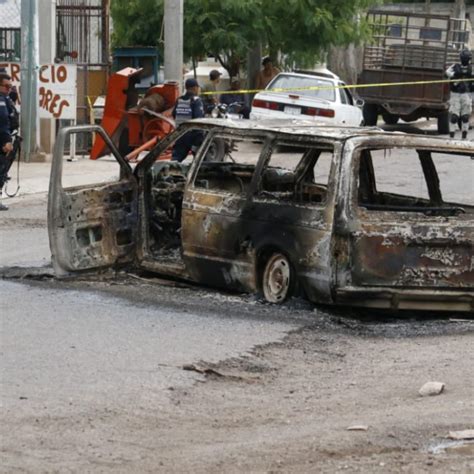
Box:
[358,10,471,133]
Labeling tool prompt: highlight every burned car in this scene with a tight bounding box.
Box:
[48,120,474,312]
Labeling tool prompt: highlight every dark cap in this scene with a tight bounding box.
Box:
[209,69,222,81]
[185,78,200,89]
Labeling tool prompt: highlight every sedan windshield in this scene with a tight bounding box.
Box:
[268,75,336,102]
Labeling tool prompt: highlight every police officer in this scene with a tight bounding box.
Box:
[171,78,205,162]
[446,49,473,139]
[0,73,17,211]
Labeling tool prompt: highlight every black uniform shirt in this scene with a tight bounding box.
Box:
[0,93,12,148]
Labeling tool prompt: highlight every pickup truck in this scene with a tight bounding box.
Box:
[358,10,471,133]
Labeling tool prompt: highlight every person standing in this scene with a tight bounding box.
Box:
[446,49,473,139]
[201,69,222,113]
[0,73,17,211]
[171,78,205,162]
[255,57,280,90]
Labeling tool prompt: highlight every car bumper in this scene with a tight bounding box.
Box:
[250,108,362,126]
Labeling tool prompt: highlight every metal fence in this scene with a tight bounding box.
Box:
[0,28,21,61]
[0,0,21,61]
[56,0,110,153]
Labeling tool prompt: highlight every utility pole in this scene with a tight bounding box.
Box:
[164,0,183,86]
[20,0,39,162]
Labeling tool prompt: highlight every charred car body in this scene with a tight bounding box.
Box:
[48,120,474,312]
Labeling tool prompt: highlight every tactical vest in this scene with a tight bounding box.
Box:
[451,64,472,94]
[175,97,193,125]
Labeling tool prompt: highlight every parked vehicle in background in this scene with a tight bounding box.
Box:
[358,10,471,133]
[250,71,363,126]
[49,120,473,312]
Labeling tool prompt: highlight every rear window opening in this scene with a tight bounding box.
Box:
[268,74,336,102]
[358,148,473,215]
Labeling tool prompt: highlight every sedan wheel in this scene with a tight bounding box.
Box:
[262,253,292,304]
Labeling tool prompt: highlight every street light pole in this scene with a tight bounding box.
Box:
[164,0,183,87]
[20,0,39,162]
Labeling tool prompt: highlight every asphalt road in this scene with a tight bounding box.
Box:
[1,125,473,472]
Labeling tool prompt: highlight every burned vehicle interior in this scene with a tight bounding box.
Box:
[145,133,473,267]
[145,129,335,264]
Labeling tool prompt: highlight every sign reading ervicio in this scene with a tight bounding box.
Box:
[0,62,77,120]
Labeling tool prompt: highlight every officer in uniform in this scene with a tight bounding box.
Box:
[171,78,205,162]
[446,49,473,139]
[0,73,18,211]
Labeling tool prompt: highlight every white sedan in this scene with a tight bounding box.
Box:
[250,71,363,126]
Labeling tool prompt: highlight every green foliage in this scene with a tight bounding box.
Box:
[111,0,164,48]
[111,0,382,75]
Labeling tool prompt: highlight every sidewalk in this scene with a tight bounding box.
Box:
[2,156,120,204]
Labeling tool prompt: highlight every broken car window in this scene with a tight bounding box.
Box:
[358,147,472,216]
[430,152,474,207]
[258,143,305,198]
[358,148,431,211]
[192,135,265,194]
[62,130,122,189]
[257,143,334,205]
[294,148,334,205]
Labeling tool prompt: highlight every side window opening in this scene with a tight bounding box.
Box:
[61,130,122,189]
[192,135,265,194]
[339,85,353,105]
[257,142,334,206]
[258,143,304,198]
[358,148,430,211]
[295,149,333,205]
[358,147,472,215]
[431,152,474,209]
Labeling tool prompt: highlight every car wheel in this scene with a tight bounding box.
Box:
[262,253,293,304]
[362,104,378,126]
[382,112,399,125]
[204,138,226,162]
[437,112,450,134]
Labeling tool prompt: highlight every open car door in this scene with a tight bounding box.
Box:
[48,125,139,275]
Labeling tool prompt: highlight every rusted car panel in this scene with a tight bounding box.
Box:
[48,125,139,276]
[48,120,474,311]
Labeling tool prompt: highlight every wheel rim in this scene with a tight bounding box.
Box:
[263,254,291,303]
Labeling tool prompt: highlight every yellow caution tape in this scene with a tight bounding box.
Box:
[200,77,474,96]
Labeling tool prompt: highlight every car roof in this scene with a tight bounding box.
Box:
[182,119,474,150]
[184,118,385,140]
[272,71,337,82]
[292,69,340,80]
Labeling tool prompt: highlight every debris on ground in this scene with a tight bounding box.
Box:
[419,381,445,397]
[447,430,474,440]
[346,425,369,431]
[182,363,254,382]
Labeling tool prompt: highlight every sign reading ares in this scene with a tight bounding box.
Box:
[0,63,77,120]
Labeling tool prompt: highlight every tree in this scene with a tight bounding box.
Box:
[111,0,165,49]
[111,0,382,78]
